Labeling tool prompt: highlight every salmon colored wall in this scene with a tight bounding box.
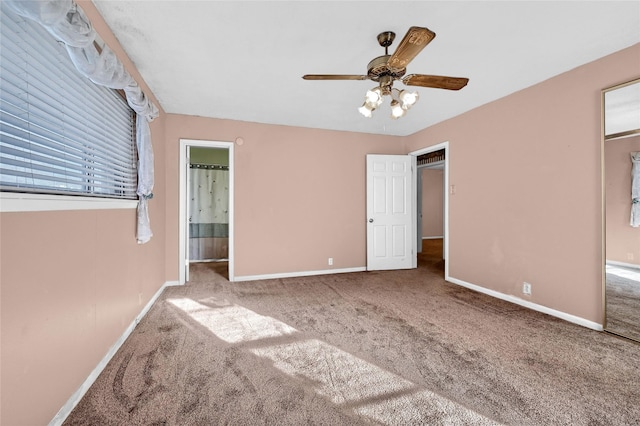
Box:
[164,115,404,279]
[421,168,444,237]
[0,2,167,425]
[405,43,640,325]
[605,135,640,265]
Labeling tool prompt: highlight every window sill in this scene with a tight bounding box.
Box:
[0,192,138,213]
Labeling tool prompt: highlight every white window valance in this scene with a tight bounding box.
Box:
[5,0,159,244]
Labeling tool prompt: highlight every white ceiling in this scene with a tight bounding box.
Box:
[93,1,640,136]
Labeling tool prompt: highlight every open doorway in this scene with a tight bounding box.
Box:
[189,147,229,260]
[179,139,234,284]
[410,142,449,278]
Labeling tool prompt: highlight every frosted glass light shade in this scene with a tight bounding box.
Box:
[399,90,419,109]
[390,100,405,119]
[358,103,374,118]
[365,87,384,107]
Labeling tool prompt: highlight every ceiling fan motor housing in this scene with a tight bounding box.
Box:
[367,55,407,84]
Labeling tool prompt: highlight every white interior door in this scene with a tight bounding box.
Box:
[366,154,416,271]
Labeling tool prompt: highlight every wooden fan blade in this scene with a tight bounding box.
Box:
[388,27,436,70]
[302,74,368,80]
[402,74,469,90]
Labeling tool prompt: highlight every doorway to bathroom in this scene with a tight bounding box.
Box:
[179,139,234,283]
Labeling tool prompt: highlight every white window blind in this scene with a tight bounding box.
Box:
[0,3,137,199]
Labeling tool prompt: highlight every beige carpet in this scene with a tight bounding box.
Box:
[64,240,640,425]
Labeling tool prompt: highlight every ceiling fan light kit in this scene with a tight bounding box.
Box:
[362,87,419,119]
[303,26,469,119]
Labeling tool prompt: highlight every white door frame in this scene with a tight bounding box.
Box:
[179,139,235,284]
[409,141,449,279]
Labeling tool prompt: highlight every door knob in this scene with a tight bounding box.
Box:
[368,218,374,223]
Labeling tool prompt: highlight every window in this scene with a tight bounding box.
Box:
[0,3,137,200]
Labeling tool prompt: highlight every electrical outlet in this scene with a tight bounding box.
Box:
[328,257,333,266]
[522,282,532,296]
[628,253,635,261]
[138,293,143,305]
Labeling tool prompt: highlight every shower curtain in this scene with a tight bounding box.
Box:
[189,165,229,261]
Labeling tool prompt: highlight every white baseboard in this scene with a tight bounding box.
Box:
[606,259,640,270]
[49,280,182,426]
[234,266,366,282]
[422,236,444,240]
[446,276,603,331]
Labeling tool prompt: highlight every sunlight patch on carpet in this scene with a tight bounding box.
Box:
[170,297,499,424]
[168,298,296,343]
[251,339,497,424]
[606,264,640,282]
[251,339,413,404]
[355,389,499,425]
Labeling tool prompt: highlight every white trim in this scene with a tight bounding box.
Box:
[411,155,417,268]
[179,139,234,284]
[0,192,137,213]
[409,142,449,278]
[606,259,640,270]
[234,266,366,282]
[446,276,603,331]
[48,281,182,426]
[423,236,444,240]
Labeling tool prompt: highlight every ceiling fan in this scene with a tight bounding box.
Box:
[302,26,469,119]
